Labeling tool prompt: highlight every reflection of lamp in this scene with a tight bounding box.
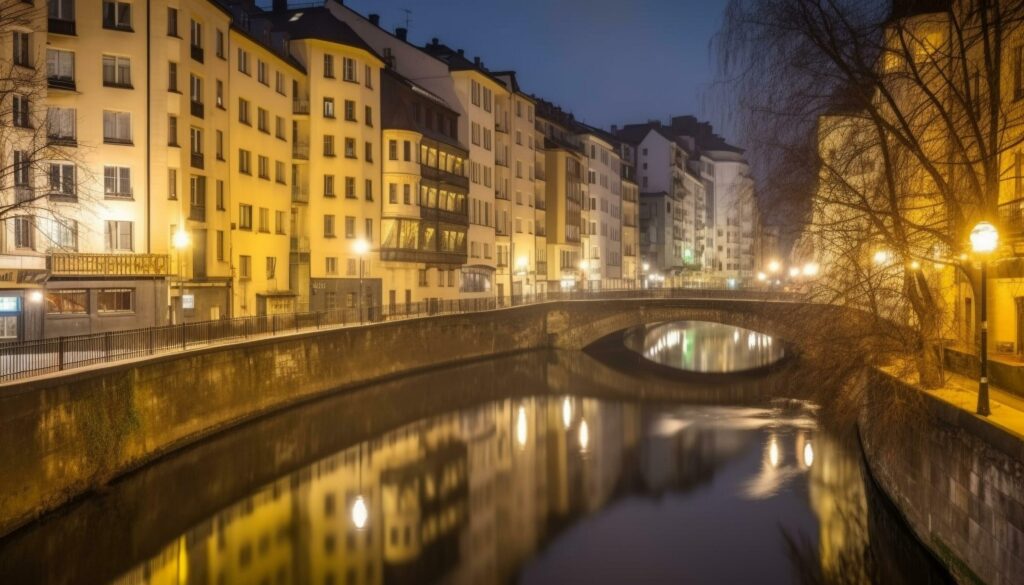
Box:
[756,272,767,282]
[516,405,528,449]
[802,262,819,277]
[768,436,780,468]
[578,419,589,452]
[803,441,814,467]
[970,220,998,416]
[788,266,800,278]
[562,397,572,430]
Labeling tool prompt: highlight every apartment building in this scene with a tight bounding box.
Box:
[619,144,641,286]
[578,128,625,290]
[535,100,585,290]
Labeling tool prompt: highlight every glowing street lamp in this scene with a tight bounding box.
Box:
[802,262,820,277]
[353,239,370,323]
[756,271,767,282]
[872,249,891,265]
[970,221,999,416]
[351,495,368,530]
[171,229,191,323]
[767,259,781,274]
[788,266,800,278]
[909,260,921,270]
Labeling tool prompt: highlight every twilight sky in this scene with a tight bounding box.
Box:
[341,0,731,137]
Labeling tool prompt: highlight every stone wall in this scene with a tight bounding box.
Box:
[859,372,1024,585]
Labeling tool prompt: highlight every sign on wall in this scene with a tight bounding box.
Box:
[0,296,20,313]
[182,294,195,310]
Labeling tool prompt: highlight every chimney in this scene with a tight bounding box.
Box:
[272,0,288,12]
[457,49,464,56]
[368,13,380,26]
[474,56,480,66]
[395,27,407,41]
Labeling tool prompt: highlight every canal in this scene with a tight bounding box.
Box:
[0,321,951,584]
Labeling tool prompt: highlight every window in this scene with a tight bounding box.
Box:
[323,54,334,78]
[237,48,250,74]
[388,140,398,160]
[324,215,336,237]
[419,269,428,286]
[344,138,356,159]
[258,207,269,232]
[323,97,335,118]
[239,255,251,280]
[169,66,188,99]
[190,19,203,54]
[324,174,335,197]
[12,32,30,68]
[403,184,411,204]
[326,257,338,275]
[275,210,286,234]
[216,130,224,159]
[102,1,132,31]
[275,160,286,184]
[45,218,78,251]
[97,289,134,313]
[12,95,30,128]
[239,204,253,230]
[258,156,269,179]
[266,257,276,280]
[216,29,225,59]
[240,149,253,176]
[257,108,269,132]
[365,218,373,241]
[190,74,203,105]
[344,100,356,121]
[47,49,75,87]
[275,71,285,94]
[365,64,373,88]
[365,179,373,201]
[50,0,76,25]
[216,230,225,260]
[343,57,357,82]
[48,163,76,197]
[13,151,29,187]
[257,60,268,85]
[103,111,132,144]
[275,116,285,139]
[46,290,87,314]
[104,166,132,197]
[238,98,250,124]
[345,176,356,199]
[365,105,373,126]
[324,135,335,156]
[389,183,397,204]
[364,141,373,162]
[404,141,411,161]
[345,216,356,238]
[102,55,132,88]
[216,180,225,209]
[168,168,178,199]
[167,7,179,36]
[104,220,134,251]
[14,217,33,249]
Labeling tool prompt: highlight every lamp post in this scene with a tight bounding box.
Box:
[970,221,998,417]
[578,260,589,293]
[353,239,370,324]
[172,229,190,324]
[515,256,528,304]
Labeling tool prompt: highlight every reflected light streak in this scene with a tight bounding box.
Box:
[579,419,590,452]
[516,405,528,449]
[562,397,572,430]
[769,436,780,468]
[803,441,814,468]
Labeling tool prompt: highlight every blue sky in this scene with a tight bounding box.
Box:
[341,0,730,135]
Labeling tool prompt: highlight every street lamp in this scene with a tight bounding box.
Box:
[578,260,589,292]
[970,220,999,416]
[353,239,370,323]
[515,256,529,304]
[767,259,781,274]
[172,229,190,324]
[872,249,891,265]
[641,261,650,289]
[788,266,800,278]
[757,271,767,283]
[802,262,820,277]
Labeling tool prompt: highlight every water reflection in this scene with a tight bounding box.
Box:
[0,351,948,585]
[628,321,786,373]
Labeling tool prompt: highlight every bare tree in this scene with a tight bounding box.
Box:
[1,0,94,253]
[714,0,1024,387]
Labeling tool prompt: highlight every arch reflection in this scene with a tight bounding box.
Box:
[629,321,785,373]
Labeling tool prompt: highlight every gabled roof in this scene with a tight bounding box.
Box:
[421,39,509,88]
[265,6,381,61]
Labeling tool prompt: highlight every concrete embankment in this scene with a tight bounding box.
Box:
[859,371,1024,585]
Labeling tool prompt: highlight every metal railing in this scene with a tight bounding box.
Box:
[0,288,799,383]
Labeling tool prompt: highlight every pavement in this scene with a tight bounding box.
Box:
[912,367,1024,440]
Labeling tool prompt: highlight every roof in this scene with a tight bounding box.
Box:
[889,0,950,20]
[421,39,509,88]
[265,6,381,61]
[614,118,744,157]
[380,69,466,151]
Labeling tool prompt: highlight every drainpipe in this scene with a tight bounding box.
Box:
[145,0,152,254]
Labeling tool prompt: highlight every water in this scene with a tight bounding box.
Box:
[627,320,786,373]
[0,322,951,585]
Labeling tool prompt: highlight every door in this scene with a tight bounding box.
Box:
[192,229,208,278]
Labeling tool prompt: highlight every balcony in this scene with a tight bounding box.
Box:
[48,253,170,276]
[191,152,204,169]
[293,142,309,160]
[495,189,510,201]
[420,164,469,190]
[1000,198,1024,236]
[380,248,467,265]
[292,184,309,203]
[420,206,468,226]
[290,236,310,252]
[535,168,546,181]
[189,204,206,222]
[48,18,76,35]
[48,77,76,91]
[191,100,204,119]
[535,197,547,210]
[191,44,204,63]
[293,99,310,115]
[47,133,77,147]
[14,186,33,203]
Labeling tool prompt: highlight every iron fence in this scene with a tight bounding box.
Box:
[0,287,798,383]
